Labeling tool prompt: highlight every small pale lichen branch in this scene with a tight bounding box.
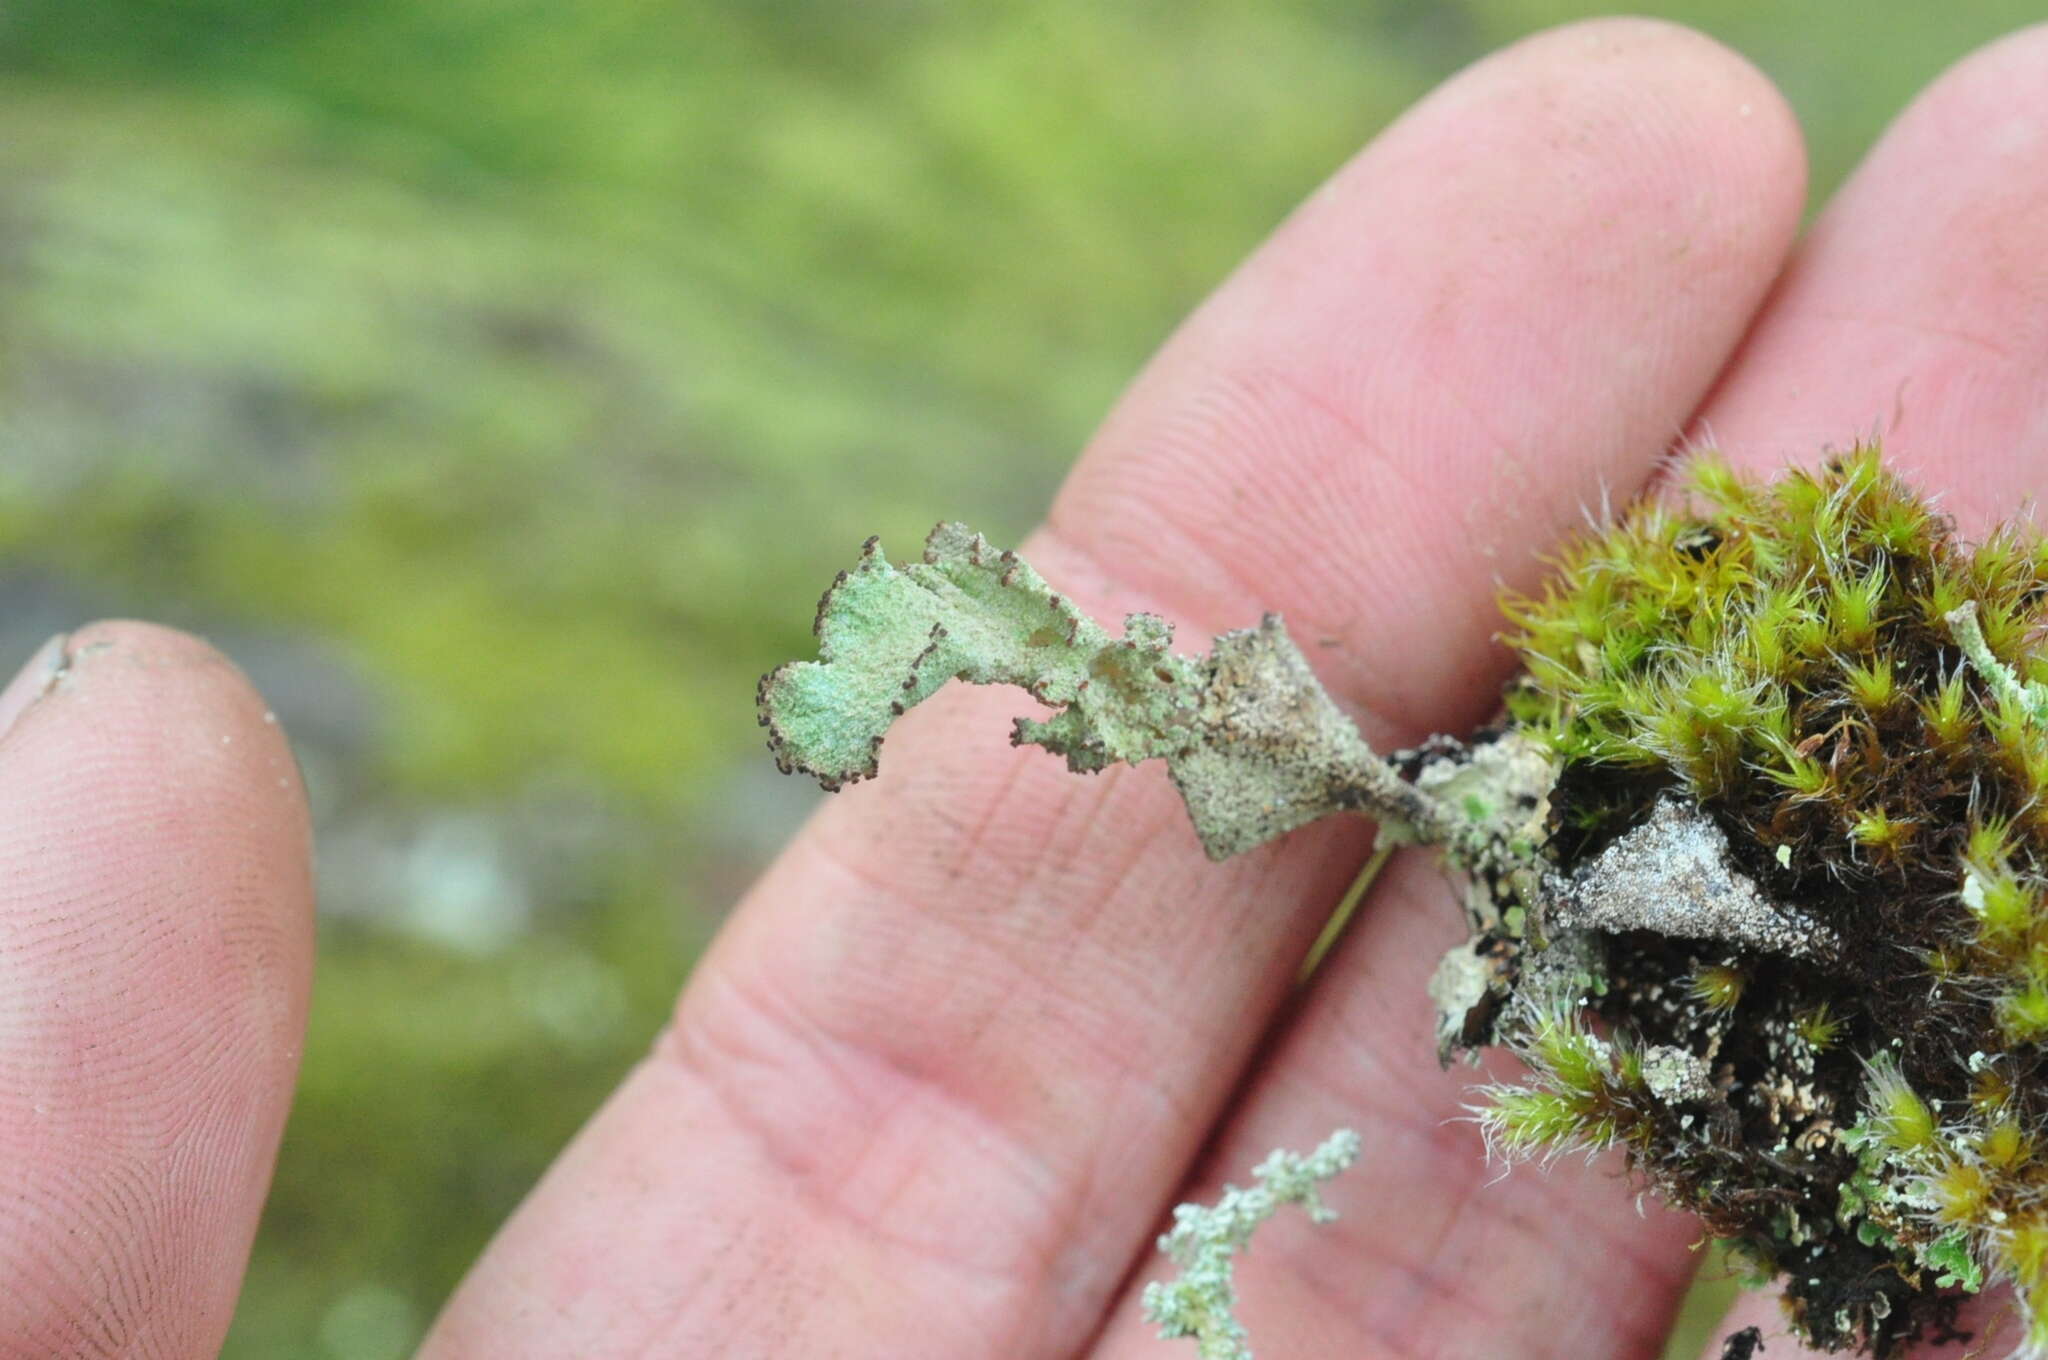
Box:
[758,523,1450,859]
[1948,600,2048,725]
[1141,1129,1362,1360]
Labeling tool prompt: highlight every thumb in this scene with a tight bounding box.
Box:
[0,623,314,1358]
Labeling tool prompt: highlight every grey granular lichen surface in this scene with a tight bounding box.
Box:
[1169,614,1441,859]
[1541,797,1838,959]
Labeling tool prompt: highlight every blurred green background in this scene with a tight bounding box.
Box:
[0,3,2037,1355]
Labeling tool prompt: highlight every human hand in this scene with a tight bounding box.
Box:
[13,17,2048,1358]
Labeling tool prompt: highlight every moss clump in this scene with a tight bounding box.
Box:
[762,446,2048,1358]
[1485,447,2048,1356]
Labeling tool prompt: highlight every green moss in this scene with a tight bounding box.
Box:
[1477,1014,1656,1159]
[1491,448,2048,1354]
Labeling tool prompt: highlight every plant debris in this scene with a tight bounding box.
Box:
[762,447,2048,1357]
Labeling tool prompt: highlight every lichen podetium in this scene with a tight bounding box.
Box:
[761,446,2048,1358]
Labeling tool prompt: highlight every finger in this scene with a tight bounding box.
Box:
[0,623,314,1359]
[422,19,1802,1358]
[1694,23,2048,531]
[1094,24,2048,1360]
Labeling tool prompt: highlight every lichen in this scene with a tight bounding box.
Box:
[1539,795,1837,958]
[1140,1130,1363,1360]
[758,522,1458,859]
[763,446,2048,1358]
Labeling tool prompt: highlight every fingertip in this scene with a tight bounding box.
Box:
[1056,9,1808,743]
[32,616,304,800]
[1692,22,2048,523]
[1489,15,1808,251]
[1911,19,2048,120]
[0,618,315,1356]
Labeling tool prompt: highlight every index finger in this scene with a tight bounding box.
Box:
[422,20,1804,1357]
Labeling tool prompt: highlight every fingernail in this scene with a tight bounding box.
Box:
[0,633,70,738]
